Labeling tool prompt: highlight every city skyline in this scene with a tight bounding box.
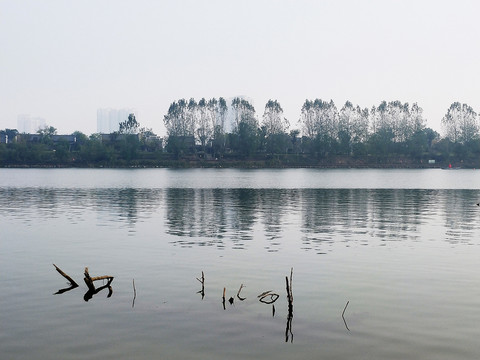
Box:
[97,107,136,134]
[16,114,46,134]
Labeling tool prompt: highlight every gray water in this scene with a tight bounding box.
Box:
[2,168,480,359]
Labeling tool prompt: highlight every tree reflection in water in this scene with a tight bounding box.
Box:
[164,188,480,252]
[3,188,480,251]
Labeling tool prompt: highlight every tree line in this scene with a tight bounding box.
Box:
[1,99,480,167]
[162,97,480,165]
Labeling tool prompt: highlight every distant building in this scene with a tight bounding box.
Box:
[99,133,140,143]
[97,108,135,133]
[0,134,7,144]
[51,135,77,145]
[17,114,46,134]
[225,95,255,133]
[19,134,76,145]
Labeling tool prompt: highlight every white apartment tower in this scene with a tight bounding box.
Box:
[17,114,46,134]
[97,108,135,133]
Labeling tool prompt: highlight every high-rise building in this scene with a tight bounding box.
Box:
[97,108,135,133]
[225,96,255,133]
[17,114,46,134]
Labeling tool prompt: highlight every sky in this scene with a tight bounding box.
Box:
[1,0,480,136]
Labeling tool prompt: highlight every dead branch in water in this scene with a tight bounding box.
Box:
[132,279,137,308]
[53,264,79,287]
[289,267,293,303]
[285,267,293,316]
[53,264,79,294]
[83,267,114,302]
[237,284,246,301]
[84,267,95,292]
[285,267,294,343]
[196,271,204,285]
[259,293,279,304]
[196,271,205,299]
[342,301,350,331]
[257,290,273,298]
[222,287,226,310]
[342,300,349,317]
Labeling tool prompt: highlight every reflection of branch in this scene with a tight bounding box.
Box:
[83,280,114,302]
[54,284,78,295]
[258,290,279,318]
[342,301,350,331]
[196,271,205,299]
[285,312,293,343]
[285,268,294,343]
[53,264,79,294]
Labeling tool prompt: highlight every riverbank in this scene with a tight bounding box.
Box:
[2,154,472,169]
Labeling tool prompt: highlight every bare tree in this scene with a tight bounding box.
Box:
[262,99,289,135]
[196,98,212,150]
[164,99,191,137]
[442,102,478,143]
[231,97,257,133]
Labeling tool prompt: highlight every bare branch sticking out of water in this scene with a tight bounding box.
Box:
[285,267,294,343]
[222,287,226,310]
[289,267,293,303]
[196,271,205,299]
[53,264,79,287]
[237,284,246,301]
[196,271,204,285]
[285,268,293,315]
[83,267,114,302]
[257,290,273,298]
[259,293,279,304]
[53,264,79,294]
[132,279,137,308]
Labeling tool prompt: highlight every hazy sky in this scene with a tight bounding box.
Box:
[1,0,479,136]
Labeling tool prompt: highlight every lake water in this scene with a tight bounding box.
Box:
[2,168,480,359]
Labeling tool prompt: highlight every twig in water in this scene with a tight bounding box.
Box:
[132,278,137,308]
[83,267,114,302]
[237,284,246,301]
[342,300,349,317]
[196,271,204,285]
[342,300,350,331]
[257,290,273,298]
[196,271,205,299]
[222,287,226,310]
[53,264,79,287]
[259,293,279,304]
[285,267,294,343]
[289,267,293,303]
[285,268,294,316]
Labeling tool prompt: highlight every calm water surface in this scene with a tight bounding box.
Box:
[2,168,480,359]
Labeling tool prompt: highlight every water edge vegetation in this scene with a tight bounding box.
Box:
[2,99,480,168]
